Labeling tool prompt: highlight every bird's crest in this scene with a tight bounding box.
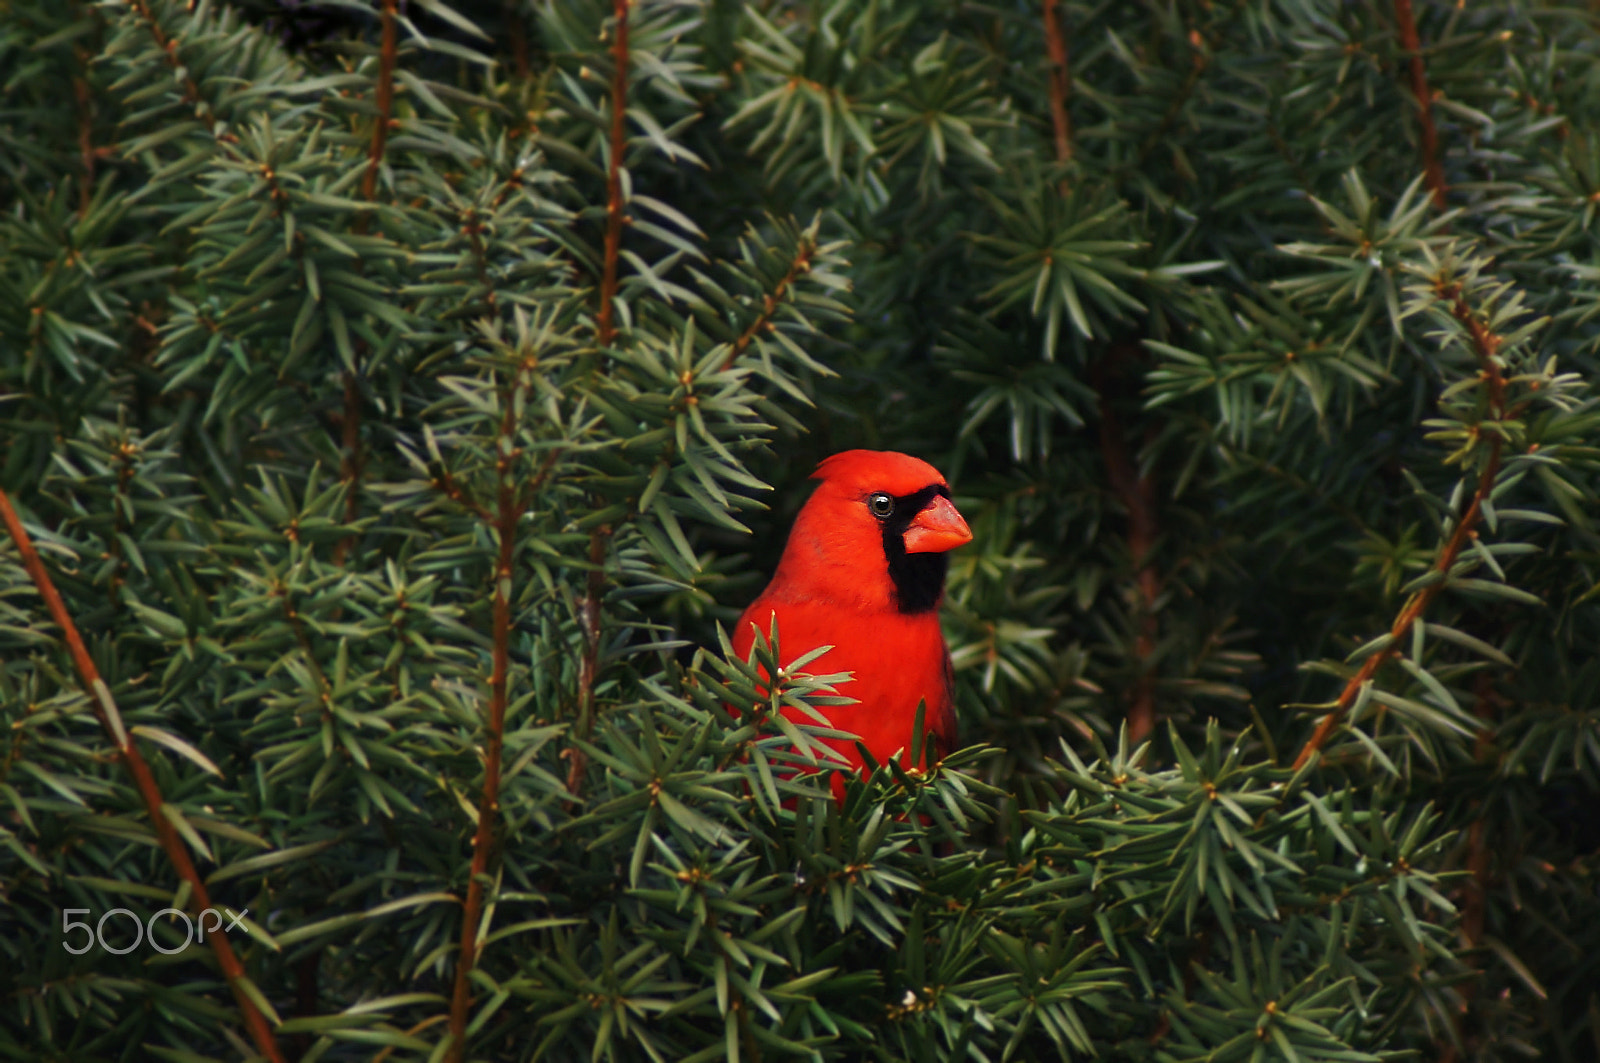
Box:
[811,449,947,495]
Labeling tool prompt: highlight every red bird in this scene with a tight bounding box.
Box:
[732,450,972,796]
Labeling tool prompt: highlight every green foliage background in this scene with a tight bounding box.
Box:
[4,0,1600,1060]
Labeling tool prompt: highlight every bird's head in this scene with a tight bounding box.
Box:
[771,450,972,614]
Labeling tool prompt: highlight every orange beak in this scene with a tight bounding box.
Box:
[902,495,973,554]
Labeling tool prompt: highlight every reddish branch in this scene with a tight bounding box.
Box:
[1290,452,1499,767]
[433,465,491,520]
[1132,30,1208,173]
[106,443,137,607]
[1048,0,1162,736]
[1093,348,1161,744]
[1292,285,1507,770]
[1074,26,1205,747]
[124,0,247,158]
[127,0,207,121]
[1460,673,1501,947]
[445,481,514,1058]
[1041,0,1072,167]
[563,527,611,799]
[0,489,285,1063]
[721,237,815,370]
[561,0,630,800]
[446,404,516,1058]
[505,1,531,81]
[1393,0,1447,208]
[1438,672,1503,1063]
[333,370,364,560]
[359,0,399,207]
[595,0,631,348]
[73,44,95,215]
[463,211,501,315]
[446,423,563,1056]
[287,951,322,1059]
[335,0,399,564]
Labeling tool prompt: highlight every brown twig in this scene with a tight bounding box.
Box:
[106,441,137,608]
[273,578,333,704]
[1079,32,1204,745]
[1393,0,1447,209]
[0,489,285,1063]
[721,236,815,371]
[286,950,322,1060]
[359,0,399,208]
[125,0,242,151]
[563,0,629,801]
[463,210,501,316]
[515,448,567,520]
[333,0,399,566]
[432,465,492,520]
[1148,924,1212,1046]
[1292,449,1500,769]
[333,371,364,558]
[1437,671,1502,1063]
[1460,673,1500,948]
[72,43,96,216]
[443,410,565,1056]
[1292,284,1506,770]
[505,0,531,81]
[563,527,611,799]
[1131,29,1208,175]
[446,398,521,1060]
[1041,0,1072,168]
[595,0,631,349]
[127,0,205,117]
[1092,346,1161,744]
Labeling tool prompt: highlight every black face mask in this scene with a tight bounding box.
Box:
[871,484,952,614]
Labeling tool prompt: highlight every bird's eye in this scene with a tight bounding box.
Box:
[867,492,894,518]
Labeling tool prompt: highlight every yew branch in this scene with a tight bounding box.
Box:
[565,0,629,798]
[721,236,815,371]
[127,0,210,127]
[1041,0,1072,167]
[359,0,399,208]
[596,0,631,348]
[1394,0,1447,208]
[0,489,285,1063]
[1293,285,1506,770]
[446,398,522,1059]
[563,527,611,800]
[73,43,95,215]
[1093,346,1161,744]
[1131,29,1207,174]
[335,0,398,564]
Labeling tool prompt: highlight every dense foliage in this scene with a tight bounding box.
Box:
[4,0,1600,1060]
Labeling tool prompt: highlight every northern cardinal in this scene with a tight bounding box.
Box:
[732,450,972,796]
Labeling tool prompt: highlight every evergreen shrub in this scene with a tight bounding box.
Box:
[3,1,1600,1060]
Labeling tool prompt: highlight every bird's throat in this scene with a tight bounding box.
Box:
[879,484,953,613]
[884,540,947,613]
